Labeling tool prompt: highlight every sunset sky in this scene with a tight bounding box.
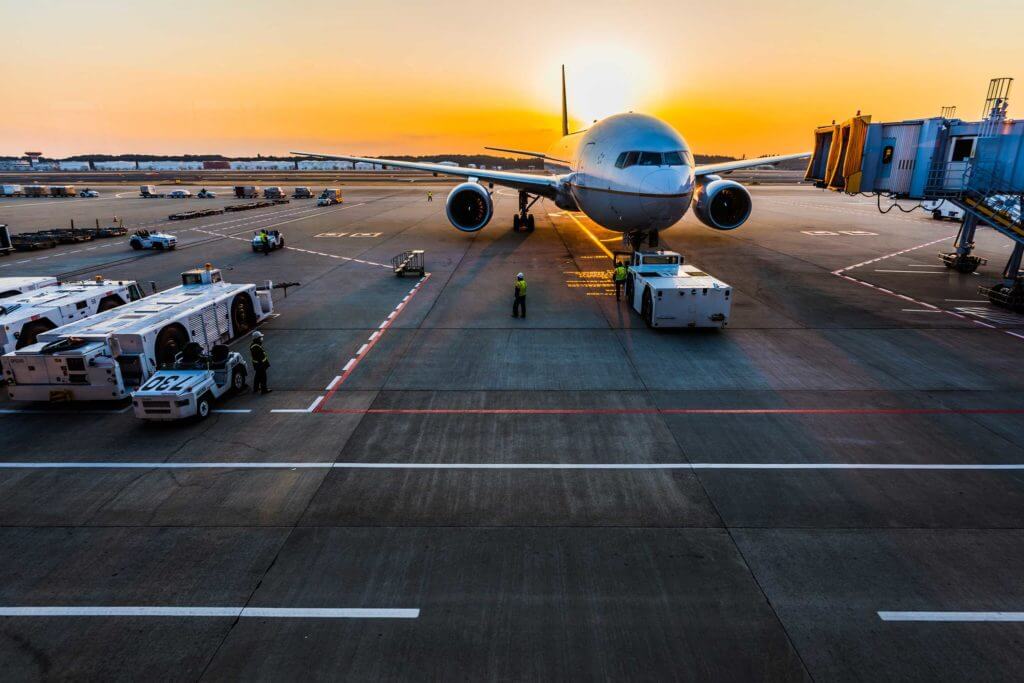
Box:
[3,0,1023,158]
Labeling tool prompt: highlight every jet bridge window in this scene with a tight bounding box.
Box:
[950,138,975,162]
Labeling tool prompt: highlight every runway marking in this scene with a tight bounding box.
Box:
[0,407,131,415]
[878,612,1024,622]
[833,233,1023,342]
[314,407,1024,416]
[326,375,343,391]
[0,606,419,619]
[210,409,252,414]
[874,269,947,274]
[270,395,325,414]
[316,273,431,407]
[1,462,1022,471]
[902,309,943,313]
[563,212,614,259]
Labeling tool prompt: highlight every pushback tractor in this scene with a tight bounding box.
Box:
[2,266,273,402]
[624,250,732,328]
[132,342,248,421]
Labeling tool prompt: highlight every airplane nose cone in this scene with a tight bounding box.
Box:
[639,168,692,223]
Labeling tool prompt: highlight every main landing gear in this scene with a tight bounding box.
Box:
[513,191,538,232]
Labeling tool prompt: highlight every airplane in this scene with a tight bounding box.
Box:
[294,67,808,250]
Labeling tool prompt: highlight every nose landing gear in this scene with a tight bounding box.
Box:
[513,191,538,232]
[627,229,660,251]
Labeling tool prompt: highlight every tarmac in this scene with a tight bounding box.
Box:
[1,182,1023,680]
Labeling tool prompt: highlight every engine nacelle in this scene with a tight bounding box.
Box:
[445,182,493,232]
[693,178,752,230]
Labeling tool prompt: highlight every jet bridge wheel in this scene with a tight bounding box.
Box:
[155,324,189,366]
[230,294,256,336]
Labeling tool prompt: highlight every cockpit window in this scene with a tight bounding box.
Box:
[615,150,691,169]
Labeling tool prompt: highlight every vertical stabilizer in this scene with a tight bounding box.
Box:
[561,65,569,136]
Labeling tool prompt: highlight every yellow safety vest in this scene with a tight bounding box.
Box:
[614,266,627,281]
[515,280,527,296]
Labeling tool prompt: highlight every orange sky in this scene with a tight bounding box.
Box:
[3,0,1023,158]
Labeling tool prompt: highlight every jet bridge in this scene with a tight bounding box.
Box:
[807,78,1024,311]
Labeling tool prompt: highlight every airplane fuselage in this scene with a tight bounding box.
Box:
[544,113,696,233]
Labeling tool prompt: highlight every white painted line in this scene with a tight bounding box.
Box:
[945,299,989,303]
[0,407,131,415]
[0,606,419,619]
[2,462,1023,470]
[875,270,947,274]
[269,409,315,414]
[369,331,380,342]
[326,375,342,391]
[211,409,252,414]
[879,612,1024,623]
[902,309,942,313]
[307,396,325,412]
[342,359,356,372]
[356,343,369,356]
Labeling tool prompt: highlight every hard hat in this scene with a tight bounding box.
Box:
[252,331,264,340]
[517,272,524,279]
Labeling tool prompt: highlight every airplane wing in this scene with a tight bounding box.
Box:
[695,152,810,176]
[483,146,569,164]
[291,151,560,197]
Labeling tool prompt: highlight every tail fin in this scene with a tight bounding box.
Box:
[561,65,569,136]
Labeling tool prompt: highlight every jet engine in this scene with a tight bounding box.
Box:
[445,182,493,232]
[693,177,752,230]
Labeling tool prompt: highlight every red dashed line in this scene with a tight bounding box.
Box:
[315,273,431,410]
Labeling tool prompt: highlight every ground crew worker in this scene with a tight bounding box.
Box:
[613,261,628,301]
[427,191,433,202]
[259,229,270,255]
[250,331,271,394]
[512,272,527,318]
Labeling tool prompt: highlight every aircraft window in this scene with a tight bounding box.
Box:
[664,151,687,165]
[624,151,639,168]
[615,152,629,168]
[639,152,661,166]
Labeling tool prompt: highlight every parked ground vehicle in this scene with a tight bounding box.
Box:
[168,190,192,199]
[0,276,58,297]
[79,189,100,198]
[251,230,285,253]
[234,186,260,199]
[49,186,76,198]
[3,266,274,402]
[131,342,248,420]
[293,187,314,199]
[23,186,49,198]
[1,185,24,197]
[0,278,142,353]
[625,250,732,329]
[317,188,343,206]
[0,225,12,257]
[264,187,286,199]
[129,230,177,250]
[197,189,217,198]
[139,185,164,198]
[924,199,965,222]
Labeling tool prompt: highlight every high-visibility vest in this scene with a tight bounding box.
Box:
[614,266,627,281]
[515,280,527,296]
[250,342,268,366]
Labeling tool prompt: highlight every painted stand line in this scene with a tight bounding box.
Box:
[0,606,419,619]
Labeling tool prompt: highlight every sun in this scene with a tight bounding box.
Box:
[556,46,659,129]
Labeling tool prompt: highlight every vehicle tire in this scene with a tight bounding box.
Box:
[932,210,942,220]
[196,393,212,420]
[279,238,284,248]
[625,275,634,303]
[97,294,124,312]
[230,294,256,337]
[16,319,57,349]
[641,289,654,327]
[513,215,521,232]
[527,214,535,232]
[155,242,164,251]
[130,240,142,250]
[231,366,247,393]
[154,323,189,366]
[954,260,979,274]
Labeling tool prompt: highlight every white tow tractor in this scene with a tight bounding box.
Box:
[624,250,732,328]
[251,230,285,253]
[132,342,248,420]
[129,229,177,251]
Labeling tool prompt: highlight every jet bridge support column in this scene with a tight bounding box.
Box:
[941,213,987,273]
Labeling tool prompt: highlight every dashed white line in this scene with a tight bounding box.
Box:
[879,612,1024,623]
[0,606,419,619]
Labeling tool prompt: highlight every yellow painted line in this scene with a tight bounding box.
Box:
[563,212,615,259]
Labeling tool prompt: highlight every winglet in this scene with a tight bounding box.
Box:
[561,65,569,137]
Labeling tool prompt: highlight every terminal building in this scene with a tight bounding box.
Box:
[807,78,1024,311]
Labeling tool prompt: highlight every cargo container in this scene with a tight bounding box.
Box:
[22,186,49,198]
[234,186,260,199]
[263,186,286,199]
[0,184,23,197]
[48,185,76,198]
